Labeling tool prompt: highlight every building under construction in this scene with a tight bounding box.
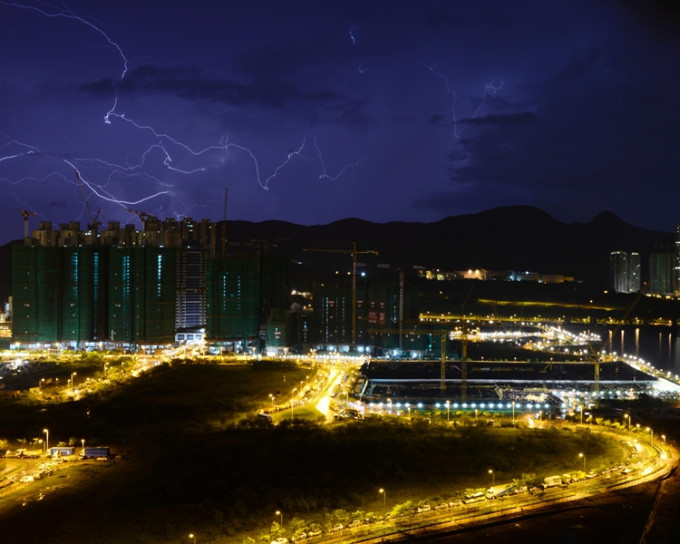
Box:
[11,216,292,349]
[310,274,419,350]
[11,213,423,352]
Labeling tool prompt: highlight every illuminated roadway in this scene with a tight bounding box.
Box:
[310,426,677,544]
[315,367,343,422]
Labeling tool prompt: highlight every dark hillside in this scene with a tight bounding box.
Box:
[225,206,672,288]
[0,207,672,297]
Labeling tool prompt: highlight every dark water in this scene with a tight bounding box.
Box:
[590,325,680,376]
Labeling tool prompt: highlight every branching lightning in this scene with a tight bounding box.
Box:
[422,62,504,140]
[63,159,171,208]
[0,1,368,228]
[0,135,38,164]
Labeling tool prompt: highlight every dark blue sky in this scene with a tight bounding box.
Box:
[1,0,679,245]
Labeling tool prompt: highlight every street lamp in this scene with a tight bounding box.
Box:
[475,408,478,421]
[405,402,411,418]
[645,427,653,446]
[488,469,494,487]
[39,378,45,392]
[445,400,450,421]
[623,413,630,433]
[275,510,283,528]
[70,371,77,390]
[188,533,196,544]
[512,400,516,426]
[379,488,386,511]
[43,428,49,454]
[291,388,297,420]
[579,452,586,471]
[662,434,666,445]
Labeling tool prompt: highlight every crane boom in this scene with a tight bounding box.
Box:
[20,209,37,242]
[303,242,378,346]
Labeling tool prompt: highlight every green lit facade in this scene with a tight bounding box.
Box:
[13,245,61,342]
[61,247,107,343]
[13,245,176,345]
[205,254,292,346]
[206,255,260,341]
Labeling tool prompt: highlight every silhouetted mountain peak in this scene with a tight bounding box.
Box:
[589,210,628,227]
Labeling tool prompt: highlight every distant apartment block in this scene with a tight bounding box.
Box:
[649,251,673,295]
[609,251,641,293]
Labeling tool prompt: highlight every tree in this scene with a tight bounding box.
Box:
[391,500,416,519]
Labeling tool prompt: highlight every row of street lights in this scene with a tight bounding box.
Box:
[198,426,667,544]
[37,372,78,394]
[40,428,86,454]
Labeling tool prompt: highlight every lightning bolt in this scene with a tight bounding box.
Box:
[422,63,504,140]
[0,135,39,163]
[63,159,171,207]
[349,23,358,45]
[1,1,370,228]
[0,0,127,123]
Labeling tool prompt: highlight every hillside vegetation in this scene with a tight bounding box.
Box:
[0,362,623,544]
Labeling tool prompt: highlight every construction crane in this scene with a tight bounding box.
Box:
[125,207,155,227]
[303,242,378,346]
[89,208,103,232]
[20,210,37,242]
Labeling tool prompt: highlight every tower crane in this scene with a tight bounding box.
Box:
[303,242,378,346]
[20,210,37,242]
[89,208,103,232]
[124,207,156,228]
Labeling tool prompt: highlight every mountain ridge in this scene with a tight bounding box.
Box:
[0,207,673,303]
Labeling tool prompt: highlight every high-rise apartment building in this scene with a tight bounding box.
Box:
[311,275,418,347]
[205,255,261,343]
[12,216,291,348]
[609,250,641,293]
[649,251,673,295]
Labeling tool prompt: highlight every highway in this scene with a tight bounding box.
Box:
[300,425,677,544]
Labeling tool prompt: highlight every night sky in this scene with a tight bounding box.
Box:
[1,0,679,246]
